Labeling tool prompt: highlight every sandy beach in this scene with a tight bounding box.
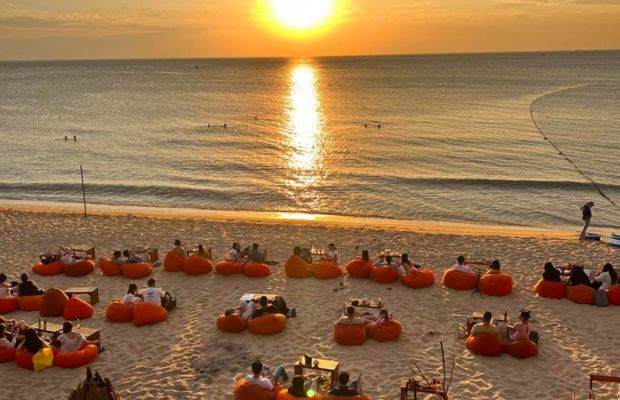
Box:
[1,206,619,400]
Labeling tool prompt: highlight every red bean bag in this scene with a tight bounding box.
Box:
[346,259,372,278]
[369,266,399,283]
[276,389,320,400]
[15,350,35,369]
[0,347,16,363]
[465,333,503,356]
[366,320,402,342]
[105,300,134,322]
[163,250,184,272]
[215,260,245,275]
[40,288,69,318]
[248,313,287,335]
[216,314,248,333]
[64,259,96,277]
[401,269,435,289]
[133,303,168,326]
[122,262,153,279]
[17,295,43,311]
[442,269,479,290]
[567,284,595,305]
[533,279,567,299]
[32,260,64,276]
[607,285,620,306]
[64,297,94,320]
[333,324,367,346]
[284,256,313,278]
[244,263,271,278]
[53,344,98,368]
[0,297,18,314]
[503,340,538,359]
[99,257,121,276]
[313,261,342,279]
[234,379,281,400]
[182,254,213,275]
[479,273,513,297]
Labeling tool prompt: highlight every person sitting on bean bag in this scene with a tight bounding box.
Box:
[17,328,49,353]
[334,306,365,326]
[246,360,288,390]
[60,246,91,266]
[590,263,618,290]
[507,310,532,342]
[0,273,13,298]
[139,278,176,311]
[226,242,247,263]
[452,255,474,274]
[121,283,141,305]
[328,371,363,396]
[247,243,267,264]
[567,265,595,288]
[122,250,145,264]
[173,239,188,259]
[364,308,391,328]
[400,253,418,275]
[542,262,561,282]
[111,251,125,265]
[287,375,312,398]
[322,243,340,265]
[469,311,498,337]
[484,260,501,275]
[17,273,43,296]
[55,321,99,353]
[375,255,403,273]
[251,296,278,319]
[0,323,17,349]
[196,244,212,260]
[1,318,26,347]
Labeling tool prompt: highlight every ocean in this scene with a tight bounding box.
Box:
[1,51,619,229]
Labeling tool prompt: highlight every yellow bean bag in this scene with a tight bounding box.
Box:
[313,261,342,279]
[284,255,313,278]
[248,313,287,335]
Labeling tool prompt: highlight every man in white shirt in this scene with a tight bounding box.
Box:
[245,361,287,390]
[225,243,246,263]
[140,278,175,310]
[452,255,474,274]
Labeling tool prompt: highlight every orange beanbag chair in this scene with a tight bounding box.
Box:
[567,284,595,305]
[17,295,43,311]
[133,302,168,326]
[333,324,367,346]
[0,347,16,363]
[106,300,134,322]
[534,279,567,299]
[234,379,281,400]
[503,340,538,359]
[216,314,248,333]
[215,260,245,275]
[442,269,479,290]
[122,262,153,279]
[248,313,287,335]
[607,285,620,306]
[465,333,503,356]
[32,260,64,276]
[369,266,399,283]
[479,273,513,296]
[15,350,35,369]
[0,297,18,314]
[53,344,98,368]
[284,256,313,278]
[313,261,342,279]
[346,259,372,278]
[99,257,121,276]
[64,297,94,320]
[164,250,185,272]
[182,254,213,275]
[401,269,435,289]
[40,288,69,318]
[64,259,96,277]
[244,263,271,278]
[366,320,402,342]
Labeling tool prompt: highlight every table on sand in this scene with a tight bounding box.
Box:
[64,287,99,305]
[294,357,340,388]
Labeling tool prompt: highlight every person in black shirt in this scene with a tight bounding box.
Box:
[17,273,43,296]
[251,296,278,319]
[579,201,594,240]
[567,266,593,288]
[542,262,561,282]
[328,372,361,396]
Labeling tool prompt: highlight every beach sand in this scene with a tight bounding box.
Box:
[0,207,619,400]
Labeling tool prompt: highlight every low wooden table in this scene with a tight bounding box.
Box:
[294,357,340,388]
[400,377,448,400]
[470,311,508,339]
[35,322,101,349]
[64,287,99,305]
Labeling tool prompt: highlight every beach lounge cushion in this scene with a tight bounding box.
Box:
[64,297,94,320]
[0,347,16,363]
[164,250,185,272]
[503,340,538,359]
[215,260,245,275]
[346,259,372,278]
[567,284,595,305]
[313,261,342,279]
[284,256,313,278]
[0,297,18,314]
[17,295,43,311]
[465,333,503,356]
[248,313,287,335]
[366,320,402,342]
[64,259,96,277]
[133,303,168,326]
[122,262,153,279]
[15,350,36,369]
[369,266,399,283]
[333,324,367,346]
[33,347,54,372]
[182,254,213,275]
[442,269,479,290]
[534,279,567,299]
[105,300,134,322]
[32,260,64,276]
[479,273,513,296]
[99,257,121,276]
[216,314,248,333]
[243,262,271,278]
[401,269,435,289]
[40,288,69,318]
[234,379,281,400]
[607,285,620,306]
[53,344,98,368]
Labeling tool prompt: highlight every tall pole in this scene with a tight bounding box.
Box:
[80,164,87,218]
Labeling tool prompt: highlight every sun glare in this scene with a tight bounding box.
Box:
[270,0,333,30]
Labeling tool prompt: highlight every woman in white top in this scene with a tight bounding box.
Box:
[121,283,141,305]
[225,242,246,263]
[324,243,339,265]
[0,324,16,349]
[591,263,617,291]
[56,322,99,353]
[0,273,12,298]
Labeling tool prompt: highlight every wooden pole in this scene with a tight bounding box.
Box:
[80,164,87,218]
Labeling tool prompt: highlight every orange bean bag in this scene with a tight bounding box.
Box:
[0,347,16,363]
[244,263,271,278]
[366,320,402,342]
[122,262,153,279]
[333,324,367,346]
[401,269,435,289]
[15,350,35,369]
[346,259,372,278]
[17,295,43,311]
[216,314,248,333]
[284,256,313,278]
[479,273,513,296]
[248,313,287,335]
[53,344,98,368]
[0,297,18,314]
[607,285,620,306]
[503,340,538,359]
[163,250,185,272]
[276,389,320,400]
[133,302,168,326]
[313,261,342,279]
[567,284,595,305]
[318,396,370,400]
[533,279,567,299]
[465,332,503,356]
[105,300,134,322]
[99,257,121,276]
[215,260,246,275]
[64,259,96,277]
[369,266,399,283]
[182,254,213,275]
[234,379,281,400]
[32,260,64,276]
[442,269,479,290]
[64,297,94,320]
[40,288,69,318]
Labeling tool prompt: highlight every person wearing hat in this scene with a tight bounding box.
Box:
[579,201,594,240]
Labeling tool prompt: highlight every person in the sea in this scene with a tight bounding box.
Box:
[17,328,49,353]
[247,243,266,264]
[196,244,212,260]
[322,243,339,265]
[245,360,288,390]
[507,310,532,342]
[328,371,362,396]
[334,306,365,326]
[173,239,187,258]
[579,201,594,240]
[121,283,141,305]
[485,260,501,275]
[225,242,246,263]
[452,255,474,274]
[542,262,561,282]
[469,311,498,337]
[139,278,176,311]
[17,273,43,296]
[590,263,617,290]
[567,265,594,287]
[56,321,99,353]
[0,273,13,298]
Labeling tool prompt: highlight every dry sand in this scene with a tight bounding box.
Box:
[0,207,619,400]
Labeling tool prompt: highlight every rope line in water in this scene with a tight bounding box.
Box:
[529,84,619,209]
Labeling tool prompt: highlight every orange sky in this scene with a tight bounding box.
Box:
[1,0,619,60]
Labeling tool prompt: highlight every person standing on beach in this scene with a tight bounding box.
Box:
[579,201,594,240]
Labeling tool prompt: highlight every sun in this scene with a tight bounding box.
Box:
[269,0,334,30]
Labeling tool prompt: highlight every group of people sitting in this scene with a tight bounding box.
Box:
[39,246,92,266]
[468,310,536,343]
[543,262,617,290]
[110,250,147,265]
[226,294,291,320]
[0,273,44,297]
[172,239,212,260]
[120,278,177,311]
[366,250,419,275]
[334,305,391,329]
[451,255,502,275]
[225,242,268,264]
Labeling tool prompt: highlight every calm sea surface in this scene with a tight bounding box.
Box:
[1,52,619,229]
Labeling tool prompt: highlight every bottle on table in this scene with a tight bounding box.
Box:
[76,319,81,332]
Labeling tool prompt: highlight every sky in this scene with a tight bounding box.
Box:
[1,0,619,60]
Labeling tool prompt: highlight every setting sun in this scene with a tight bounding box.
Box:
[269,0,334,30]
